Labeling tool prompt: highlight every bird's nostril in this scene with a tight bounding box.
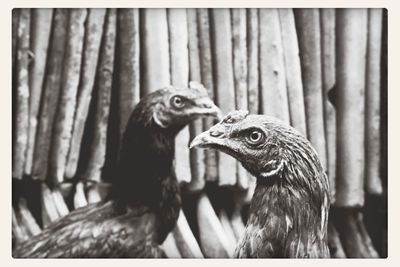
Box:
[210,130,223,137]
[200,102,212,109]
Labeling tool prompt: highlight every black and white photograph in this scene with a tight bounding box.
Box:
[10,7,388,259]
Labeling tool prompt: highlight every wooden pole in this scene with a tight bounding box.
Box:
[320,8,337,202]
[231,8,249,190]
[335,9,368,207]
[140,8,170,95]
[49,9,87,185]
[278,8,307,136]
[25,9,53,176]
[13,8,30,179]
[198,8,218,183]
[259,8,290,124]
[32,9,68,181]
[365,8,383,195]
[210,8,237,186]
[294,8,327,169]
[167,8,192,185]
[83,8,116,183]
[247,8,259,115]
[65,9,106,179]
[197,193,232,257]
[187,9,205,191]
[117,8,140,140]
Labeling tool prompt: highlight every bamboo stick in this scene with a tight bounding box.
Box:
[172,210,204,258]
[41,183,60,227]
[117,8,140,140]
[198,8,218,183]
[259,8,290,123]
[335,9,368,207]
[328,222,346,258]
[356,212,379,257]
[210,8,237,187]
[140,8,170,95]
[320,8,337,202]
[278,8,307,136]
[51,188,70,217]
[83,9,116,183]
[294,8,327,168]
[162,233,182,258]
[231,8,249,190]
[86,185,102,203]
[32,9,68,181]
[365,8,383,195]
[13,8,30,179]
[197,193,232,257]
[247,8,259,115]
[337,211,373,257]
[186,9,205,191]
[12,207,29,244]
[24,9,53,176]
[65,8,106,179]
[219,210,238,250]
[17,198,41,236]
[49,9,87,185]
[168,9,192,185]
[12,9,19,71]
[73,181,88,209]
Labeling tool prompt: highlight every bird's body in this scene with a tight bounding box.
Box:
[13,82,220,258]
[191,110,330,258]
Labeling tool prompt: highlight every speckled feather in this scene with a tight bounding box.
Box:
[13,201,164,258]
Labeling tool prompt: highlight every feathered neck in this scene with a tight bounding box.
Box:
[111,101,183,210]
[247,131,330,257]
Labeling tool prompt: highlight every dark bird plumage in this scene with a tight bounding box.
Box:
[13,82,221,258]
[191,110,330,258]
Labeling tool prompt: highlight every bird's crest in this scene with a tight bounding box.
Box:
[188,81,208,97]
[221,110,249,124]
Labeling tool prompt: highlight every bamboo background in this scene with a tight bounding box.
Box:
[12,8,387,258]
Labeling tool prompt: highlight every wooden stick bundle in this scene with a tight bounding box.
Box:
[13,8,30,179]
[278,8,307,136]
[49,9,87,185]
[140,8,170,95]
[210,8,237,187]
[259,8,290,124]
[365,9,383,195]
[83,9,116,183]
[231,8,249,190]
[117,8,140,140]
[167,9,192,185]
[25,9,53,176]
[246,8,259,115]
[294,8,327,169]
[198,8,218,183]
[320,8,337,202]
[65,9,106,179]
[335,9,368,207]
[32,9,68,181]
[187,9,206,192]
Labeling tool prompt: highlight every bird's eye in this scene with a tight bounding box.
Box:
[246,129,265,145]
[171,96,185,109]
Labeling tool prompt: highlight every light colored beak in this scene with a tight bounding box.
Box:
[189,125,225,149]
[191,100,223,120]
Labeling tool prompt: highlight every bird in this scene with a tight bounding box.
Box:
[190,110,330,258]
[13,81,221,258]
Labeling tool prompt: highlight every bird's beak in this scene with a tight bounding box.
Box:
[189,124,226,149]
[191,99,223,120]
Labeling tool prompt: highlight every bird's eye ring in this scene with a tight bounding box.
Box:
[171,96,185,109]
[246,129,265,145]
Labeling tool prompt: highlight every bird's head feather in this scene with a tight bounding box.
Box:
[142,81,221,129]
